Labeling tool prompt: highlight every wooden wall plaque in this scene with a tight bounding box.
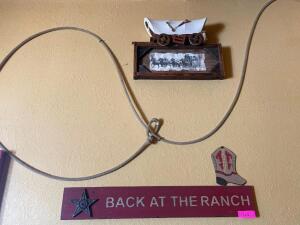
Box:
[61,186,257,220]
[133,42,225,80]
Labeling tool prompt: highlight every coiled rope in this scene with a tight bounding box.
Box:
[0,0,277,181]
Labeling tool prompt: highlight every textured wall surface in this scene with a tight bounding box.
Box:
[0,0,299,224]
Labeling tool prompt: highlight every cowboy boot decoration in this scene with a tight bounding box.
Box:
[211,146,247,186]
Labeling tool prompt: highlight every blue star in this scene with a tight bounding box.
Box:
[71,189,98,218]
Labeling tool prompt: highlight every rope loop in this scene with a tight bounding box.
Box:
[0,0,278,181]
[146,118,162,144]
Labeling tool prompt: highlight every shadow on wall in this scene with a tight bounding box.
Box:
[205,23,233,79]
[205,23,224,44]
[222,47,233,79]
[0,151,10,213]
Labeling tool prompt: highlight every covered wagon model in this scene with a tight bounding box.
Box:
[144,18,207,46]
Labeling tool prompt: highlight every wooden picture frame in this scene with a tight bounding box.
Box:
[133,42,225,80]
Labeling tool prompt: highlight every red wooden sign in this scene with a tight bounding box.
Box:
[61,186,257,220]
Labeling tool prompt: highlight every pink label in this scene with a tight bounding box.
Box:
[238,210,256,218]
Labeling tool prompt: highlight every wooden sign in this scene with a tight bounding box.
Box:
[133,42,225,80]
[0,151,10,209]
[61,186,257,220]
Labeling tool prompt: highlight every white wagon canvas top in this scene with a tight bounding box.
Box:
[144,18,207,37]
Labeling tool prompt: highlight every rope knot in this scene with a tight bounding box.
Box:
[146,118,162,144]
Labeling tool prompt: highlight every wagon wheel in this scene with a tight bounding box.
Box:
[189,33,204,45]
[157,34,171,46]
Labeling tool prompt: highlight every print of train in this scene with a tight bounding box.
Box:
[144,18,207,46]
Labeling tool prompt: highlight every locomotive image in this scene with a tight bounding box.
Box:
[144,17,207,46]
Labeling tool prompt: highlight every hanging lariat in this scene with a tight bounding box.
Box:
[0,0,278,181]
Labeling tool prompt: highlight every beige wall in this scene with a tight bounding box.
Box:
[0,0,299,224]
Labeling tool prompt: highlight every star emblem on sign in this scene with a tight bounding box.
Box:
[71,189,98,218]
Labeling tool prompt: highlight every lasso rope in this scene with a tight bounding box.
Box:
[0,0,277,181]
